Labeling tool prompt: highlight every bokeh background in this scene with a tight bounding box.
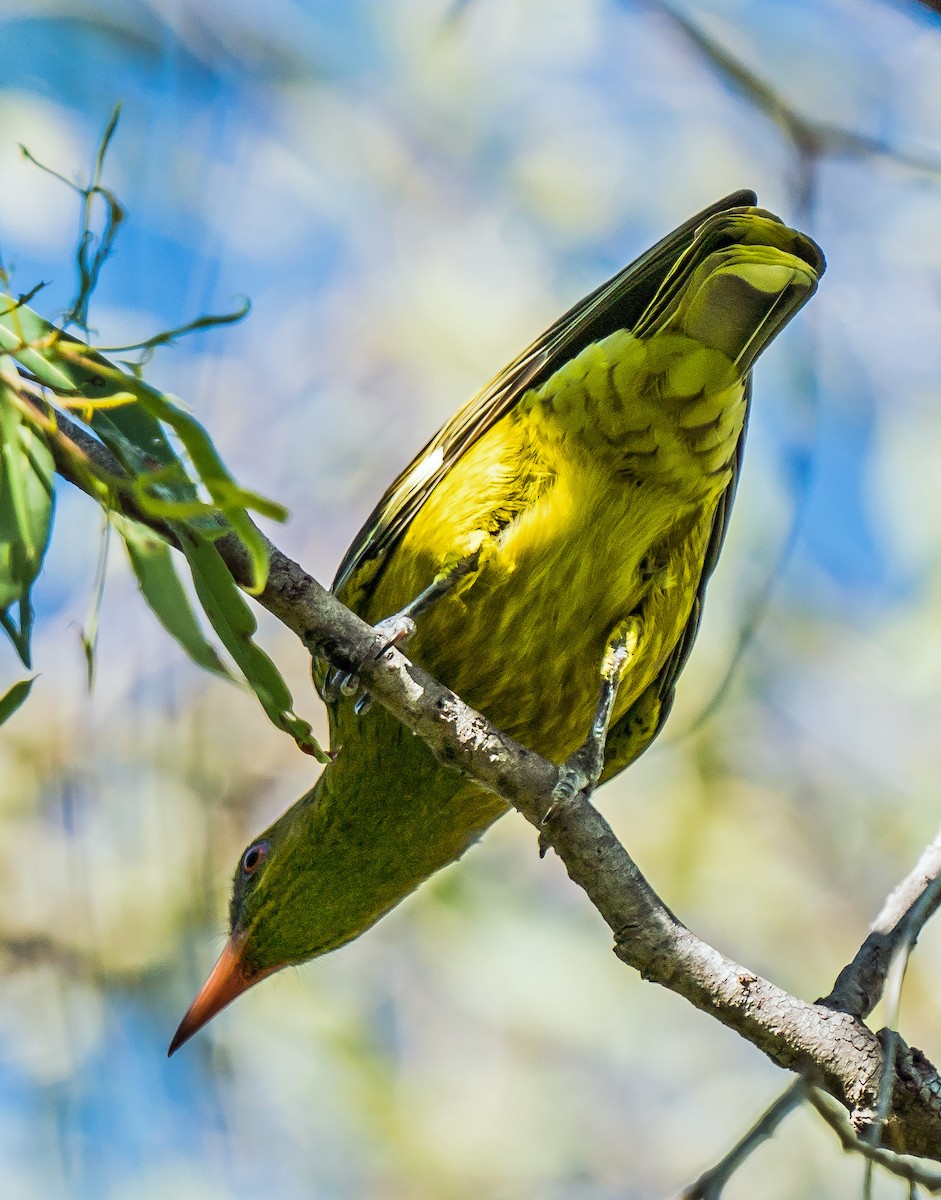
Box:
[2,0,941,1196]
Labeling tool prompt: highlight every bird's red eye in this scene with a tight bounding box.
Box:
[242,840,270,875]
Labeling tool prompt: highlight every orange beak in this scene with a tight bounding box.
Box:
[168,934,271,1056]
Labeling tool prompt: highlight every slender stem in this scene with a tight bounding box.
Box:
[676,1081,807,1199]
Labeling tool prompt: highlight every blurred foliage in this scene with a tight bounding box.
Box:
[0,150,327,755]
[1,0,941,1198]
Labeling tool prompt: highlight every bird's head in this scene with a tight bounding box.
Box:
[167,773,400,1055]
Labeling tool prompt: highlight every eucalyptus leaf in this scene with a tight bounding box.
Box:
[0,297,313,751]
[0,371,55,666]
[0,402,56,575]
[182,536,327,760]
[115,515,230,678]
[0,676,34,725]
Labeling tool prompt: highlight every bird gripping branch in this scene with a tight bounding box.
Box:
[170,191,824,1054]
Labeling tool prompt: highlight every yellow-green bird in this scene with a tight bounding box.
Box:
[169,191,824,1053]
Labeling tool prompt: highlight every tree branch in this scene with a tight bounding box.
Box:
[35,397,941,1160]
[823,829,941,1019]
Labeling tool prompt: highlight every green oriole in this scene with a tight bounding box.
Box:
[170,191,824,1053]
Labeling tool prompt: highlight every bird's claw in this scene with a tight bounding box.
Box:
[373,613,417,657]
[536,620,638,861]
[323,612,416,714]
[339,673,361,697]
[549,751,599,812]
[323,664,367,708]
[538,753,600,859]
[320,669,342,704]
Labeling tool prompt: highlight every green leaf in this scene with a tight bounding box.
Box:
[0,368,55,666]
[0,606,32,668]
[0,676,34,725]
[0,300,285,592]
[181,535,327,761]
[0,301,309,737]
[0,302,187,479]
[133,400,276,593]
[0,298,286,528]
[211,480,288,524]
[0,401,55,574]
[93,299,251,357]
[115,515,230,678]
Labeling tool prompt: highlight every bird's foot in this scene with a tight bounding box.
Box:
[323,549,483,715]
[538,617,639,858]
[322,612,417,712]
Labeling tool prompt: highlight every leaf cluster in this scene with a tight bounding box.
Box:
[0,111,325,759]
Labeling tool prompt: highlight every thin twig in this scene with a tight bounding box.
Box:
[676,1080,807,1199]
[807,1088,941,1192]
[637,0,941,179]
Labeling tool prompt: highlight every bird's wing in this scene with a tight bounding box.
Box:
[332,189,758,611]
[599,379,753,783]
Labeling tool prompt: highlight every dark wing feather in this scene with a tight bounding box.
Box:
[332,190,758,608]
